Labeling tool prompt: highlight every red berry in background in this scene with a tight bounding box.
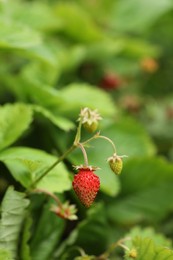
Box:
[72,166,100,207]
[99,72,122,90]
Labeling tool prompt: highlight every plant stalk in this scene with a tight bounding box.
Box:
[82,132,117,154]
[78,142,89,166]
[28,117,83,190]
[29,144,76,189]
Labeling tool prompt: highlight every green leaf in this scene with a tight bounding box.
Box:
[54,3,103,43]
[121,37,160,58]
[26,44,60,67]
[9,2,62,32]
[13,72,116,120]
[31,105,75,131]
[20,215,32,260]
[21,60,60,86]
[85,37,159,62]
[0,103,33,151]
[0,17,59,66]
[23,83,64,108]
[122,227,173,260]
[129,238,173,260]
[124,233,173,260]
[125,227,172,249]
[0,186,30,259]
[111,0,173,33]
[101,116,156,157]
[0,248,13,260]
[30,197,65,260]
[0,147,71,193]
[21,82,116,118]
[0,20,41,50]
[60,45,86,72]
[107,157,173,224]
[59,83,116,117]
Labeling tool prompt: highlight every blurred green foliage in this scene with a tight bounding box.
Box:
[1,0,173,259]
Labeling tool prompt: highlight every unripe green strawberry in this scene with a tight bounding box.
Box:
[108,154,123,175]
[78,107,102,133]
[72,166,100,207]
[83,121,98,133]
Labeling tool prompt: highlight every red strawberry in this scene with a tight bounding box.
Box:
[72,166,100,207]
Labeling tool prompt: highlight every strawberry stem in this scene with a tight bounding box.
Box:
[27,117,84,190]
[78,142,89,166]
[98,135,117,154]
[82,132,117,154]
[98,237,131,259]
[33,188,62,206]
[74,118,82,145]
[27,144,76,190]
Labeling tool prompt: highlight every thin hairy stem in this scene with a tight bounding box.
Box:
[82,132,117,154]
[33,188,62,206]
[98,237,131,259]
[78,142,89,166]
[29,144,76,190]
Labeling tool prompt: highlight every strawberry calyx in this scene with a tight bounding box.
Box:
[73,165,100,171]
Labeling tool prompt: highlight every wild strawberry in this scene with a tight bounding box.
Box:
[72,166,100,207]
[107,153,125,175]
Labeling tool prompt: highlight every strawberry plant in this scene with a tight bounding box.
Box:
[1,0,173,259]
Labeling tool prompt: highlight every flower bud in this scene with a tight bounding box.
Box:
[79,107,102,133]
[50,201,78,221]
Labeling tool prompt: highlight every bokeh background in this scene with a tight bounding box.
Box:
[1,1,173,259]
